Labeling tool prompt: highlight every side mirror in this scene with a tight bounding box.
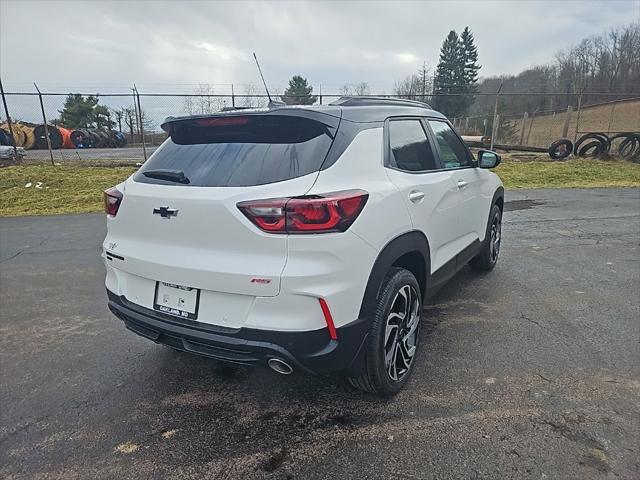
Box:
[478,150,501,169]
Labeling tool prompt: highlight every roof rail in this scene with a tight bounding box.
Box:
[329,96,432,109]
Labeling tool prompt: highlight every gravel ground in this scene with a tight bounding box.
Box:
[1,188,639,479]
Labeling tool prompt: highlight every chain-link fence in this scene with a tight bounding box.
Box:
[1,88,638,164]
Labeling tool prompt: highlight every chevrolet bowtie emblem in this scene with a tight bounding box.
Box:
[153,206,179,218]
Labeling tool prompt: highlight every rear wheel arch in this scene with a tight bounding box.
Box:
[358,231,430,321]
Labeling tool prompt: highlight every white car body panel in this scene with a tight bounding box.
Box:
[103,109,503,338]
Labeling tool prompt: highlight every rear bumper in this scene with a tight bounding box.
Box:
[107,290,369,375]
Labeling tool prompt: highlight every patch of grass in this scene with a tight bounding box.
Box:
[0,165,135,217]
[0,160,639,217]
[495,158,640,189]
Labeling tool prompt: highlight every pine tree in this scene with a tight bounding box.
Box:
[432,30,466,117]
[57,94,99,128]
[460,27,481,111]
[281,75,317,105]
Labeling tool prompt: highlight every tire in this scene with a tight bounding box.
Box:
[610,133,640,161]
[348,267,422,396]
[469,204,502,271]
[548,139,573,160]
[574,133,610,157]
[578,140,605,158]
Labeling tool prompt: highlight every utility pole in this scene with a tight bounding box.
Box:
[490,83,503,151]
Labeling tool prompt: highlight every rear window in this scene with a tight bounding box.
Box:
[134,115,335,187]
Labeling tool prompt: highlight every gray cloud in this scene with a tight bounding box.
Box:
[1,0,638,95]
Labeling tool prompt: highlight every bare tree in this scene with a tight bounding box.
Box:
[339,82,371,96]
[394,75,422,100]
[240,83,268,108]
[183,84,228,114]
[113,108,124,132]
[417,62,433,101]
[121,107,136,141]
[138,109,155,136]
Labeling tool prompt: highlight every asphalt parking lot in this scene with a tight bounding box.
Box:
[1,188,639,479]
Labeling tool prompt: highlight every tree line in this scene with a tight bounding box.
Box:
[53,22,638,134]
[470,23,640,118]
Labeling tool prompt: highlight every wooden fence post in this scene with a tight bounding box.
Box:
[562,105,573,138]
[492,114,501,147]
[519,112,528,145]
[526,111,536,145]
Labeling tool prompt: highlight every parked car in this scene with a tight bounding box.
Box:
[0,145,25,160]
[103,97,504,396]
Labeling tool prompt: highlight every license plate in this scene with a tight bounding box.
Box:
[153,282,200,320]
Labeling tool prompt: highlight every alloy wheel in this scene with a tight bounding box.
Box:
[383,284,420,382]
[490,215,502,263]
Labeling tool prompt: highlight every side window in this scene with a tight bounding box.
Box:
[388,119,438,172]
[428,120,472,169]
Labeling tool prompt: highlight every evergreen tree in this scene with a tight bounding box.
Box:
[432,30,465,117]
[433,27,481,118]
[95,105,115,129]
[57,94,99,128]
[460,26,481,111]
[281,75,317,105]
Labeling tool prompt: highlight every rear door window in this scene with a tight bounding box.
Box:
[134,115,335,187]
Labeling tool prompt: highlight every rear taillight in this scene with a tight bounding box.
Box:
[104,187,123,216]
[237,190,368,234]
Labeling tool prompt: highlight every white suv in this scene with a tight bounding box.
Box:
[103,97,503,396]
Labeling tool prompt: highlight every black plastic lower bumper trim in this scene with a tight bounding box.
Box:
[107,290,369,375]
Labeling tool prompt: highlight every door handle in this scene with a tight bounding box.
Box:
[408,190,425,203]
[457,180,468,189]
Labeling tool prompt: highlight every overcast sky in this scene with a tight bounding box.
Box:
[1,0,639,95]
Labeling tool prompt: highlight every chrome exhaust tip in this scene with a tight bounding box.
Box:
[267,358,293,375]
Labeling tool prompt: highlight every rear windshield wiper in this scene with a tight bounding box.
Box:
[142,169,190,184]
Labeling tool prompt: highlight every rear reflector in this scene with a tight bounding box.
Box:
[104,187,123,216]
[237,190,368,234]
[318,298,338,341]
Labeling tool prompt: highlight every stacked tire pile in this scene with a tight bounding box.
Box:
[0,123,127,149]
[548,132,640,162]
[68,129,126,148]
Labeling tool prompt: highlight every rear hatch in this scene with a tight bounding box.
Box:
[104,110,340,326]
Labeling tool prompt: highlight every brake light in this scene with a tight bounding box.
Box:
[194,116,250,127]
[237,190,368,234]
[104,187,123,216]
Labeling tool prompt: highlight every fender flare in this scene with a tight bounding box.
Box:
[358,231,431,320]
[492,186,505,212]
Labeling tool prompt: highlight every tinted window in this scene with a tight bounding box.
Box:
[388,120,437,172]
[134,115,334,187]
[428,120,472,169]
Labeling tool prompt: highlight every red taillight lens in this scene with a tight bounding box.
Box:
[237,190,368,234]
[104,187,123,216]
[237,197,287,232]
